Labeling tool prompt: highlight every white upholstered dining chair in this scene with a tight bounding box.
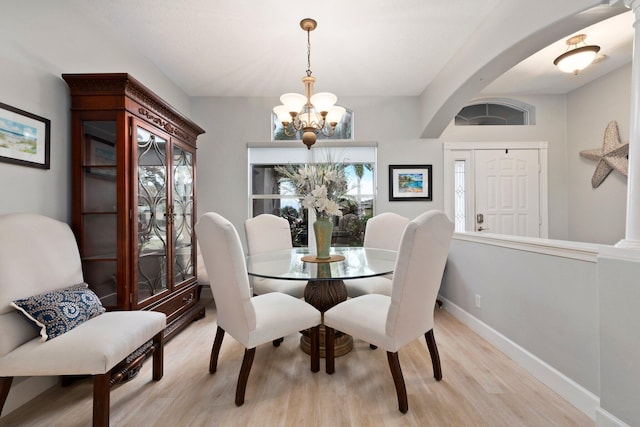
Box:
[244,214,307,299]
[344,212,410,297]
[195,212,321,406]
[324,210,454,413]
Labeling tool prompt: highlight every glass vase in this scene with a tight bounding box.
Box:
[313,217,333,260]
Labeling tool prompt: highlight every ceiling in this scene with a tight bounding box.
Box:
[67,0,633,99]
[483,10,634,95]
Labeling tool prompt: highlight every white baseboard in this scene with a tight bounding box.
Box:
[596,408,630,427]
[1,376,57,418]
[440,297,599,420]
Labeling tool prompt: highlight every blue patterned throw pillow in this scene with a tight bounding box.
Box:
[10,283,106,342]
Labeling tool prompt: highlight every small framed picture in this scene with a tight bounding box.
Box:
[389,164,432,201]
[0,102,50,169]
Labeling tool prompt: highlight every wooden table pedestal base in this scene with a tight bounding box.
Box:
[300,326,352,358]
[301,277,352,357]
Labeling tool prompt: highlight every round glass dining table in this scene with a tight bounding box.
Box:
[245,246,397,356]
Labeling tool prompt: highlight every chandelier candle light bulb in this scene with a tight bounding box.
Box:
[273,18,345,149]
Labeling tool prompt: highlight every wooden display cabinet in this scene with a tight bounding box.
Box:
[63,73,206,340]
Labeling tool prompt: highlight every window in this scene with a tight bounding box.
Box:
[249,144,376,247]
[272,108,354,141]
[455,98,535,126]
[453,160,466,232]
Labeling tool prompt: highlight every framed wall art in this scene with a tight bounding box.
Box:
[389,164,432,201]
[0,102,50,169]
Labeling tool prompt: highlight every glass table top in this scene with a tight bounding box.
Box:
[245,247,397,281]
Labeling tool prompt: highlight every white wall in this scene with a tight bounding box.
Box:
[191,95,445,249]
[441,234,640,426]
[0,2,193,416]
[435,61,633,246]
[567,63,632,244]
[0,60,72,222]
[441,237,600,396]
[0,1,191,221]
[597,247,640,427]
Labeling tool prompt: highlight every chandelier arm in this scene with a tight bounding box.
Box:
[320,123,337,138]
[291,119,304,131]
[282,123,297,137]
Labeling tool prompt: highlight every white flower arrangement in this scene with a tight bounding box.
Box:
[302,183,343,217]
[276,161,349,219]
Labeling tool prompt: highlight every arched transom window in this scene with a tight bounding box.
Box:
[455,98,536,126]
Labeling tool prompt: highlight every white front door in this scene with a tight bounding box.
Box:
[474,149,540,237]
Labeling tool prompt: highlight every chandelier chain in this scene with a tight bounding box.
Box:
[306,27,312,77]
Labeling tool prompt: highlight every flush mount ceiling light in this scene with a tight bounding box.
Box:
[273,18,345,149]
[553,34,600,75]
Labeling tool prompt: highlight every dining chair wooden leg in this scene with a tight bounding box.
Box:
[272,337,284,347]
[325,326,335,374]
[210,326,225,374]
[235,347,256,406]
[387,351,408,414]
[310,326,320,373]
[424,329,442,381]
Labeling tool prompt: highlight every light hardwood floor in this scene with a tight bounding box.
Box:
[1,299,594,427]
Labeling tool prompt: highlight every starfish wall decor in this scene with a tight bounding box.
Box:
[579,120,629,188]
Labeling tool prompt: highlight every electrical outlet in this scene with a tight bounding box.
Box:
[475,294,482,308]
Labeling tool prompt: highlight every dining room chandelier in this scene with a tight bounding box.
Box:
[553,34,600,75]
[273,18,345,149]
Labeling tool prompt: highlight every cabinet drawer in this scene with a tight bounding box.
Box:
[149,284,198,323]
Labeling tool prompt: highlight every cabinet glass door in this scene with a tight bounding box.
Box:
[136,125,169,304]
[172,144,195,285]
[79,120,119,307]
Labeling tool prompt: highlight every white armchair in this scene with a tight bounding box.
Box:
[0,213,166,426]
[196,212,321,406]
[324,210,454,413]
[344,212,410,297]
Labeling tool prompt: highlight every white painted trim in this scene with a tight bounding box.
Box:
[539,145,549,237]
[453,232,600,262]
[599,245,640,262]
[596,408,631,427]
[247,140,378,149]
[440,297,600,420]
[444,141,548,150]
[614,239,640,250]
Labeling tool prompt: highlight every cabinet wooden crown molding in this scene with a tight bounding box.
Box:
[63,73,205,146]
